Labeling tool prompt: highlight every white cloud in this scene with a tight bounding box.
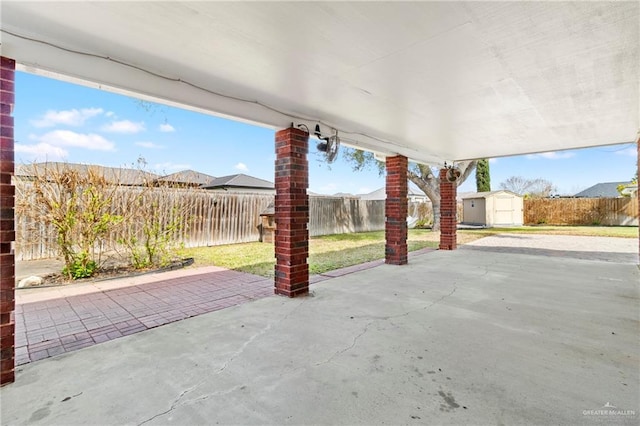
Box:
[15,143,68,160]
[526,151,575,160]
[614,147,636,157]
[358,187,372,194]
[105,111,115,117]
[234,162,249,172]
[489,158,498,164]
[319,183,338,192]
[37,130,115,151]
[135,141,164,149]
[30,108,104,128]
[159,123,175,132]
[102,120,145,134]
[154,162,191,172]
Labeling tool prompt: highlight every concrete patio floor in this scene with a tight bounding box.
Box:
[1,235,638,425]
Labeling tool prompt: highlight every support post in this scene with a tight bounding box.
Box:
[385,155,408,265]
[439,168,457,250]
[0,57,15,386]
[274,127,309,297]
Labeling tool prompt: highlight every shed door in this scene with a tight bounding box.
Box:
[464,198,485,224]
[494,196,514,224]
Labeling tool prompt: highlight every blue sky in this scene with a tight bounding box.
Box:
[14,71,637,195]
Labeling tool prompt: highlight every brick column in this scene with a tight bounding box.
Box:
[385,155,408,265]
[439,168,457,250]
[0,57,15,386]
[274,127,309,297]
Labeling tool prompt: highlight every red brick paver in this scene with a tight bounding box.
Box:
[15,269,271,365]
[15,249,436,366]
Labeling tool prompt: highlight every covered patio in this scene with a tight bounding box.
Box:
[0,0,638,391]
[1,236,638,424]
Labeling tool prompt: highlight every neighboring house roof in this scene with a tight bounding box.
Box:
[15,162,159,186]
[359,188,385,200]
[155,170,215,186]
[359,182,428,201]
[460,190,521,199]
[202,173,274,190]
[574,182,629,198]
[260,201,275,216]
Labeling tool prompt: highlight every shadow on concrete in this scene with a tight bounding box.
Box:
[461,244,637,264]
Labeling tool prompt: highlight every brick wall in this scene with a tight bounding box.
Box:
[385,155,408,265]
[0,57,15,385]
[274,128,309,297]
[439,168,457,250]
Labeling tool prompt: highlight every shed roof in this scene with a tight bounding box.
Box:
[460,190,521,199]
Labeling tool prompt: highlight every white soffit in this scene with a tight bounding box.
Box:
[1,1,638,165]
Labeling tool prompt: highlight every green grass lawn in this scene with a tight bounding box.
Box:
[179,225,637,277]
[179,229,448,278]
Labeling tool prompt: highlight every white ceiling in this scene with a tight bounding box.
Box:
[1,1,638,165]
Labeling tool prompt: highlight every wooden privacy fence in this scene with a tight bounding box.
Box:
[309,197,385,236]
[16,184,273,261]
[524,198,638,226]
[16,182,434,260]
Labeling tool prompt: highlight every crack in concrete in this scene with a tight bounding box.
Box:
[179,383,246,408]
[315,285,458,367]
[137,386,197,426]
[135,298,307,425]
[389,285,458,321]
[315,320,376,366]
[216,321,274,374]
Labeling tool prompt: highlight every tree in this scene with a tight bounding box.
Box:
[499,176,556,198]
[617,178,637,197]
[343,149,477,231]
[17,163,123,279]
[475,159,491,192]
[117,158,195,269]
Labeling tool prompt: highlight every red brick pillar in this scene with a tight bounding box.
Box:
[439,168,457,250]
[385,155,408,265]
[0,57,15,386]
[274,127,309,297]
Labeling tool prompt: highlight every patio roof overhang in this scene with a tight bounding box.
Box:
[1,1,638,165]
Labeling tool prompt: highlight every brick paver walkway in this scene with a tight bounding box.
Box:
[14,248,435,367]
[14,268,272,366]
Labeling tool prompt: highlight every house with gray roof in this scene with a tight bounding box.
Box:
[15,162,159,186]
[359,182,429,202]
[574,182,630,198]
[154,170,215,187]
[201,174,275,193]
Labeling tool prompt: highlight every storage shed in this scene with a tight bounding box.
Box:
[461,191,523,227]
